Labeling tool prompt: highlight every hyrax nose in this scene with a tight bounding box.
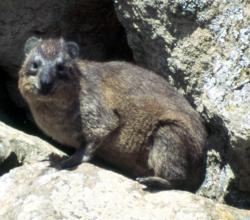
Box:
[39,74,53,95]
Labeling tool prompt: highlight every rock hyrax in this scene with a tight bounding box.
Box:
[18,37,207,191]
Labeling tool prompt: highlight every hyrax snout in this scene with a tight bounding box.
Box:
[18,37,207,191]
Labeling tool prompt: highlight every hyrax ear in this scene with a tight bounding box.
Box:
[66,41,80,58]
[24,36,41,55]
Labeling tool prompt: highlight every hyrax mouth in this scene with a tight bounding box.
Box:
[38,82,54,95]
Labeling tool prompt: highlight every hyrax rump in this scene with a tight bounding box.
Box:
[18,37,207,191]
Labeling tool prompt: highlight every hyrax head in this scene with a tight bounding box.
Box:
[19,37,80,100]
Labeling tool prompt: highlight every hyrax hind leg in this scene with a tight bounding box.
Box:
[137,125,189,189]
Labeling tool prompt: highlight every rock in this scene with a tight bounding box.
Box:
[114,0,250,203]
[0,121,65,175]
[0,0,130,75]
[0,162,249,220]
[197,150,234,202]
[0,79,9,123]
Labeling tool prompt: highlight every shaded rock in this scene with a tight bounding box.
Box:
[0,121,65,175]
[114,0,250,203]
[0,79,9,123]
[197,150,234,202]
[0,0,131,75]
[0,162,249,220]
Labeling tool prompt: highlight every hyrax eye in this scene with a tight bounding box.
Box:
[29,60,40,75]
[56,63,64,72]
[33,62,38,69]
[56,63,69,80]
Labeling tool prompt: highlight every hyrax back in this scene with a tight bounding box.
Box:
[19,37,207,191]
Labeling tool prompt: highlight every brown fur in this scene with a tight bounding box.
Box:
[18,38,207,191]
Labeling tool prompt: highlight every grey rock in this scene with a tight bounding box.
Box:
[0,121,65,175]
[0,0,129,73]
[0,162,249,220]
[114,0,250,202]
[197,150,234,202]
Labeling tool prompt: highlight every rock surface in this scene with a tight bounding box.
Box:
[0,161,249,220]
[0,121,65,175]
[114,0,250,201]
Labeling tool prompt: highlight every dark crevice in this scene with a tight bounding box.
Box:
[0,68,39,134]
[0,152,22,176]
[225,182,250,209]
[202,111,250,209]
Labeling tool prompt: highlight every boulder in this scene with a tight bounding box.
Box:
[0,121,65,175]
[0,161,249,220]
[114,0,250,202]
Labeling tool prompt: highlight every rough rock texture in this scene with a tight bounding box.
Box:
[0,121,65,175]
[114,0,250,204]
[0,162,249,220]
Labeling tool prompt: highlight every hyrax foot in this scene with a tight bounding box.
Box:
[136,176,172,189]
[59,148,91,169]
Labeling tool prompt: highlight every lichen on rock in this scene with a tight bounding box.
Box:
[114,0,250,207]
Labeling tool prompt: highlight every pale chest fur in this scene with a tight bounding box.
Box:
[29,100,83,149]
